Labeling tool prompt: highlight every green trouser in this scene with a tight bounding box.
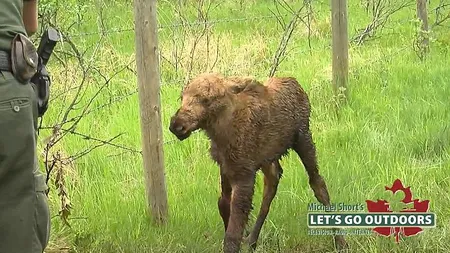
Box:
[0,70,50,253]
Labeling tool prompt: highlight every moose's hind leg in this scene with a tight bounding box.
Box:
[293,130,330,205]
[245,161,282,251]
[293,130,349,251]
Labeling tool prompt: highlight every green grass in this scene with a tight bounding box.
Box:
[36,0,450,252]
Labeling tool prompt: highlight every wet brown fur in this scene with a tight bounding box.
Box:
[169,73,348,253]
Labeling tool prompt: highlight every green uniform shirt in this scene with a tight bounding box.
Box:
[0,0,28,51]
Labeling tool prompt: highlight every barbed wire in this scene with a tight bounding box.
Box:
[66,14,287,39]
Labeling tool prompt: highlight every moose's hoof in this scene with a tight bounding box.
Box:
[243,234,257,251]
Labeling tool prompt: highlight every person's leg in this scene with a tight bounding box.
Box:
[0,70,36,252]
[0,70,50,253]
[32,161,50,252]
[30,80,51,253]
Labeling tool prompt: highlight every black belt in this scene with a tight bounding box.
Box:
[0,50,11,72]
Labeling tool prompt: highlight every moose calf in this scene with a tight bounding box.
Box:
[169,73,348,253]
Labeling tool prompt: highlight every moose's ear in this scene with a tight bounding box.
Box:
[225,77,261,94]
[227,83,247,94]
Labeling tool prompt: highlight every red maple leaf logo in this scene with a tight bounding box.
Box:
[365,179,430,242]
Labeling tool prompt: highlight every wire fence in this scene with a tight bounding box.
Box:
[66,14,286,38]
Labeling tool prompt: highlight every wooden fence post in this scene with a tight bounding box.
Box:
[416,0,429,53]
[133,0,168,225]
[331,0,349,102]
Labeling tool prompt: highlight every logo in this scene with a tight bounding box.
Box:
[365,178,435,242]
[306,179,436,241]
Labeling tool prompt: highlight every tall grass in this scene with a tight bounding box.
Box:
[38,0,450,252]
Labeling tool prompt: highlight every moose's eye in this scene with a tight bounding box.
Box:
[200,97,210,104]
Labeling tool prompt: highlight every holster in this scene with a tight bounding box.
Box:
[31,60,51,117]
[10,33,38,84]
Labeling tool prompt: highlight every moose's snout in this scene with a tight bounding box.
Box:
[174,125,185,132]
[169,112,192,141]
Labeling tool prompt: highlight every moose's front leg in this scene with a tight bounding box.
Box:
[223,170,256,253]
[218,169,232,231]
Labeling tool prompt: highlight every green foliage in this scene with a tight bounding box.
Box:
[37,0,450,252]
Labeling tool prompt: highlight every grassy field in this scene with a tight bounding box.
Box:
[37,0,450,252]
